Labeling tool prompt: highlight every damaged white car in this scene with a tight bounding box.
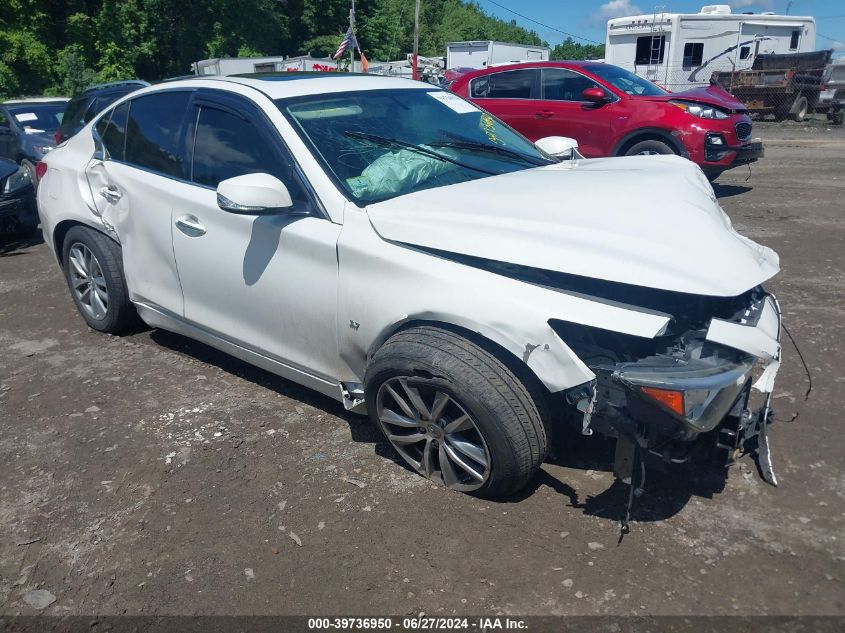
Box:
[37,75,782,508]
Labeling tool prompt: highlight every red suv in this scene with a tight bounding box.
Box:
[450,61,763,181]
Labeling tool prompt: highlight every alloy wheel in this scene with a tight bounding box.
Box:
[376,376,491,491]
[68,243,109,321]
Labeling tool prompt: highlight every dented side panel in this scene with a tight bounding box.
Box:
[336,207,671,393]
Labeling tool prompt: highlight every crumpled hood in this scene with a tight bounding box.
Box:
[642,84,748,111]
[366,154,779,297]
[0,158,18,181]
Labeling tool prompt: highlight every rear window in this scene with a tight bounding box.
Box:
[124,92,191,178]
[61,96,91,130]
[6,104,66,132]
[470,69,538,99]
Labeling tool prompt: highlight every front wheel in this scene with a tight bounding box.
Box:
[62,226,138,333]
[365,326,551,498]
[624,139,676,156]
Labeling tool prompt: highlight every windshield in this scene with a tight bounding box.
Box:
[278,88,553,204]
[583,64,668,96]
[7,104,66,133]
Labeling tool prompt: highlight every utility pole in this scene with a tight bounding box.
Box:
[349,0,356,72]
[412,0,420,80]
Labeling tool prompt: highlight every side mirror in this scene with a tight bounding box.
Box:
[582,87,608,103]
[217,172,294,215]
[535,136,581,160]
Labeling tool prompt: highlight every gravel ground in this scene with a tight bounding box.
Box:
[0,122,843,618]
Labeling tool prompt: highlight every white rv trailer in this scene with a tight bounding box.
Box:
[604,5,816,90]
[446,41,550,71]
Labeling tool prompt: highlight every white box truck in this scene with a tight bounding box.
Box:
[604,5,816,90]
[446,41,550,71]
[193,55,337,76]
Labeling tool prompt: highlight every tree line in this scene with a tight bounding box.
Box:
[0,0,604,98]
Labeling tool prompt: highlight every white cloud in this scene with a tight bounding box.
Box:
[731,0,774,9]
[595,0,643,22]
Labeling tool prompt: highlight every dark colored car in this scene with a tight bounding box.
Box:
[0,157,37,236]
[56,80,149,144]
[450,61,763,181]
[0,98,68,183]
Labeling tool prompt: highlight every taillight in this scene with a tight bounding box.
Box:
[55,130,62,145]
[35,162,48,180]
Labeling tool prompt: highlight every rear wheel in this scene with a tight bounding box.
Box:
[365,325,551,498]
[624,139,676,156]
[62,226,138,333]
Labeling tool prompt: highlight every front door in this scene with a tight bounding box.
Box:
[170,93,341,380]
[531,68,614,157]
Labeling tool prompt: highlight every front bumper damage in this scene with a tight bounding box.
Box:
[564,292,782,532]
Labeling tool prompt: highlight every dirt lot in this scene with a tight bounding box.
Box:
[1,122,843,619]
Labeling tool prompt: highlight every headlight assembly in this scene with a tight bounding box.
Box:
[3,165,32,194]
[670,100,730,120]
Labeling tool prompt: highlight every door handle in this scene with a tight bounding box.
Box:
[175,215,206,237]
[99,185,122,202]
[535,110,554,119]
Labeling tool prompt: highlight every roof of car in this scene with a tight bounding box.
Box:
[80,80,150,95]
[3,97,70,105]
[148,73,432,99]
[456,60,604,78]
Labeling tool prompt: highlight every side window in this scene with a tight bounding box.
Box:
[542,68,601,101]
[470,69,538,99]
[790,30,800,50]
[125,92,191,179]
[739,46,751,60]
[635,35,666,65]
[0,109,9,128]
[190,105,305,204]
[99,102,130,161]
[682,42,704,69]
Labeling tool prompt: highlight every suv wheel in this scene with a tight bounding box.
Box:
[625,139,676,156]
[62,226,138,333]
[365,326,551,498]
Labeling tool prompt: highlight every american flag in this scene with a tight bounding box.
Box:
[333,25,359,59]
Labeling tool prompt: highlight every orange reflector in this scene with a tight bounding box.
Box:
[640,387,685,416]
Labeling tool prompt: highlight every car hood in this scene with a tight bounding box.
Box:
[641,84,748,111]
[0,159,18,180]
[365,154,779,297]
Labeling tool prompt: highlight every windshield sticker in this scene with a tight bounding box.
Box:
[15,112,38,123]
[479,113,501,144]
[427,92,478,114]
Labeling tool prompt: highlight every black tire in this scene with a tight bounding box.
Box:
[61,226,138,333]
[624,139,676,156]
[365,325,551,498]
[790,95,809,122]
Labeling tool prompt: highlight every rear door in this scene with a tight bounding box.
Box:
[532,68,614,156]
[468,68,541,139]
[84,91,192,314]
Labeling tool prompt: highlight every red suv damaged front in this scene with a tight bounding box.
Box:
[449,61,763,180]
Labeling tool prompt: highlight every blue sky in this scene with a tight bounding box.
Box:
[476,0,845,53]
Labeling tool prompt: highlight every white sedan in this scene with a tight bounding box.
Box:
[37,74,783,499]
